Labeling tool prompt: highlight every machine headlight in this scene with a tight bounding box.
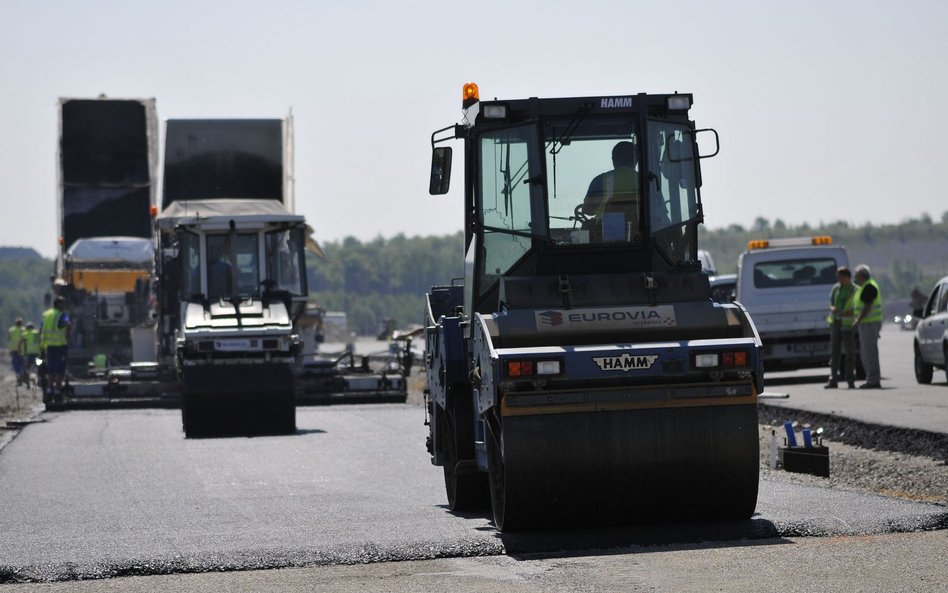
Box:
[536,360,561,375]
[482,104,507,119]
[694,353,719,368]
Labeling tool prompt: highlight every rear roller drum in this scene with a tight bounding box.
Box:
[441,389,489,511]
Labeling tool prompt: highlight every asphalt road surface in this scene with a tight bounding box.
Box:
[0,324,945,589]
[0,401,945,587]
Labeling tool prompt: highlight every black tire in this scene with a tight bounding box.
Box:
[915,345,934,385]
[181,392,206,438]
[273,390,297,435]
[441,389,489,511]
[181,369,209,438]
[485,419,533,532]
[943,343,948,385]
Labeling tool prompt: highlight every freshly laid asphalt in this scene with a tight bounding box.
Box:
[0,403,945,583]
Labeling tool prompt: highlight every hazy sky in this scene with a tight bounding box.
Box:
[1,0,946,258]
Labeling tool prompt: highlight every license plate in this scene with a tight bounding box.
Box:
[214,339,252,351]
[792,343,828,353]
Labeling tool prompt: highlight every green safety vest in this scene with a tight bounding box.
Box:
[853,278,883,324]
[8,325,23,351]
[20,329,41,355]
[827,282,856,329]
[41,308,68,347]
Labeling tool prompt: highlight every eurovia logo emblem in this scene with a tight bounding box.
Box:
[535,306,677,331]
[593,353,659,372]
[537,310,564,327]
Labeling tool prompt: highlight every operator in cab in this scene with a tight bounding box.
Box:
[581,140,642,243]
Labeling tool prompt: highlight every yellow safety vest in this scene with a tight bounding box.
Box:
[20,329,41,355]
[594,167,640,219]
[826,282,856,329]
[42,308,68,348]
[853,278,883,324]
[8,325,23,351]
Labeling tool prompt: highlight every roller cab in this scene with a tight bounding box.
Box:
[424,87,763,530]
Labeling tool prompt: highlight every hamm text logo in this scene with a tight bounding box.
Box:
[593,353,659,372]
[601,97,633,108]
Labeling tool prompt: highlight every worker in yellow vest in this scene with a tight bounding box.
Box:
[852,264,883,389]
[8,317,25,385]
[40,296,72,401]
[582,141,642,243]
[18,321,41,386]
[825,267,857,389]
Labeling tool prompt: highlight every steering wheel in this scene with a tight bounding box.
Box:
[573,204,590,227]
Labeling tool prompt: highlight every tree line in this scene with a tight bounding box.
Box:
[2,213,946,345]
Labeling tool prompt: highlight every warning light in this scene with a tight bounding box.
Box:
[747,239,769,250]
[811,236,832,245]
[462,82,480,108]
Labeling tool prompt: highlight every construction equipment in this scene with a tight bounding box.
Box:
[155,117,308,436]
[56,97,160,379]
[424,84,763,530]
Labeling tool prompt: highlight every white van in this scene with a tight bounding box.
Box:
[736,237,851,373]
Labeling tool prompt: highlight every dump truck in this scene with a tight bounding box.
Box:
[424,84,763,531]
[56,97,159,378]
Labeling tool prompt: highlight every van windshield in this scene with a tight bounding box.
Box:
[753,258,838,288]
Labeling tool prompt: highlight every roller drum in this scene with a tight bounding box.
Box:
[488,403,759,531]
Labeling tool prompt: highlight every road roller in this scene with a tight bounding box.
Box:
[424,84,763,531]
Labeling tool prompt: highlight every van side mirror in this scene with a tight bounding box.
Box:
[429,147,452,195]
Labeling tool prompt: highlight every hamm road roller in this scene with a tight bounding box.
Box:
[424,84,763,531]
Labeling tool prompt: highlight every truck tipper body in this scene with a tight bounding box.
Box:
[56,97,159,376]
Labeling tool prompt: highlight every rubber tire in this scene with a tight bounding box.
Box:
[272,390,297,435]
[915,345,933,385]
[943,343,948,385]
[441,391,489,511]
[181,392,207,438]
[486,419,532,532]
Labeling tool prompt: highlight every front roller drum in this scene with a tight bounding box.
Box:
[487,404,759,531]
[181,363,296,438]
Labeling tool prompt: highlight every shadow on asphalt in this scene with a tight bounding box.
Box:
[764,373,828,386]
[445,506,790,555]
[496,518,792,558]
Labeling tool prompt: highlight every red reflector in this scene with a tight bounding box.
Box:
[734,351,747,366]
[722,352,735,367]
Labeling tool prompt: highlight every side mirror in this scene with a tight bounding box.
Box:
[429,147,452,195]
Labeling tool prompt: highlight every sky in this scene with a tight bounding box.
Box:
[1,0,946,259]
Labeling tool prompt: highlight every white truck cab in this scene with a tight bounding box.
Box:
[736,236,849,372]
